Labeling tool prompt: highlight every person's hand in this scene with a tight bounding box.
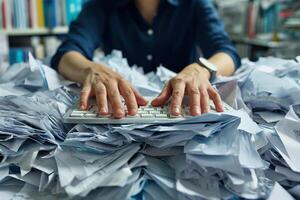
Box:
[79,65,148,119]
[151,63,224,116]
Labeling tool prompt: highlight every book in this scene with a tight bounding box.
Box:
[37,0,45,27]
[2,0,12,29]
[28,0,38,28]
[0,0,3,29]
[44,0,57,28]
[247,0,259,39]
[1,0,86,30]
[21,0,29,29]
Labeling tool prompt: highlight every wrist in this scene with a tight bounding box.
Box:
[191,63,211,80]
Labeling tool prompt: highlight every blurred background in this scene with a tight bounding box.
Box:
[0,0,299,67]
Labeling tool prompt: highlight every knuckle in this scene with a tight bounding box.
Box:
[118,77,129,86]
[189,87,200,95]
[200,90,208,97]
[108,91,119,99]
[172,90,183,97]
[123,90,133,98]
[171,77,185,85]
[80,90,88,95]
[119,77,127,82]
[210,88,220,98]
[96,89,106,96]
[187,79,197,86]
[190,102,199,107]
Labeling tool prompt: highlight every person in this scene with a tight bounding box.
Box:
[51,0,241,119]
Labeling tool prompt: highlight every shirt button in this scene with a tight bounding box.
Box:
[147,54,153,61]
[147,29,154,36]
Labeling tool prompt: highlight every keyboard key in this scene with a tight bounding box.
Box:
[72,110,87,113]
[70,112,84,117]
[149,110,161,114]
[84,113,97,117]
[155,114,168,118]
[154,107,163,111]
[141,114,154,118]
[137,110,149,114]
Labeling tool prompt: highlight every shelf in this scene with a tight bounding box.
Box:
[0,26,68,36]
[230,35,285,48]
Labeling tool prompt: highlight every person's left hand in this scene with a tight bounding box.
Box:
[151,63,224,116]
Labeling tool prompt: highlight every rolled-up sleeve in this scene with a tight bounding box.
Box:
[51,0,106,71]
[194,0,241,69]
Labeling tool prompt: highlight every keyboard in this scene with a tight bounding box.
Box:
[63,97,233,124]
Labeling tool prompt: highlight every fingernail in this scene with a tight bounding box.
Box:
[115,108,124,117]
[100,108,107,114]
[80,105,85,110]
[132,108,137,113]
[128,108,137,115]
[194,106,201,115]
[173,107,180,114]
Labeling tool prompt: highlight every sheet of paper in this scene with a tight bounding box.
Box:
[267,182,295,200]
[275,119,300,171]
[257,111,285,123]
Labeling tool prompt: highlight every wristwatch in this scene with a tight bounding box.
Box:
[196,57,218,82]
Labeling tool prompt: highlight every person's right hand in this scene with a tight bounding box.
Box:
[79,65,148,119]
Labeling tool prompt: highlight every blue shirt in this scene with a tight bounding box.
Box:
[51,0,241,73]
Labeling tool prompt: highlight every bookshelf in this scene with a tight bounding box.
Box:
[0,26,68,36]
[231,35,284,48]
[215,0,300,61]
[0,0,87,65]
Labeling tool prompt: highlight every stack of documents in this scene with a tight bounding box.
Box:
[56,109,267,199]
[0,51,299,199]
[0,87,77,199]
[216,57,300,126]
[260,104,300,199]
[0,53,71,97]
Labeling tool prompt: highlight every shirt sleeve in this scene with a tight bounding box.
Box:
[194,0,241,69]
[51,0,106,71]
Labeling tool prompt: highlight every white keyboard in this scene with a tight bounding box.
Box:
[63,97,233,124]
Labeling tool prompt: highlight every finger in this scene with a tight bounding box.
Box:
[106,82,124,119]
[79,83,92,110]
[200,86,210,114]
[170,79,186,116]
[119,81,138,116]
[151,82,172,107]
[94,82,108,115]
[131,87,148,106]
[186,83,201,116]
[208,86,224,112]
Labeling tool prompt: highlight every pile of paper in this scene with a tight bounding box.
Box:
[0,51,299,199]
[216,57,300,126]
[259,104,300,199]
[0,87,76,199]
[0,53,71,97]
[54,108,267,199]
